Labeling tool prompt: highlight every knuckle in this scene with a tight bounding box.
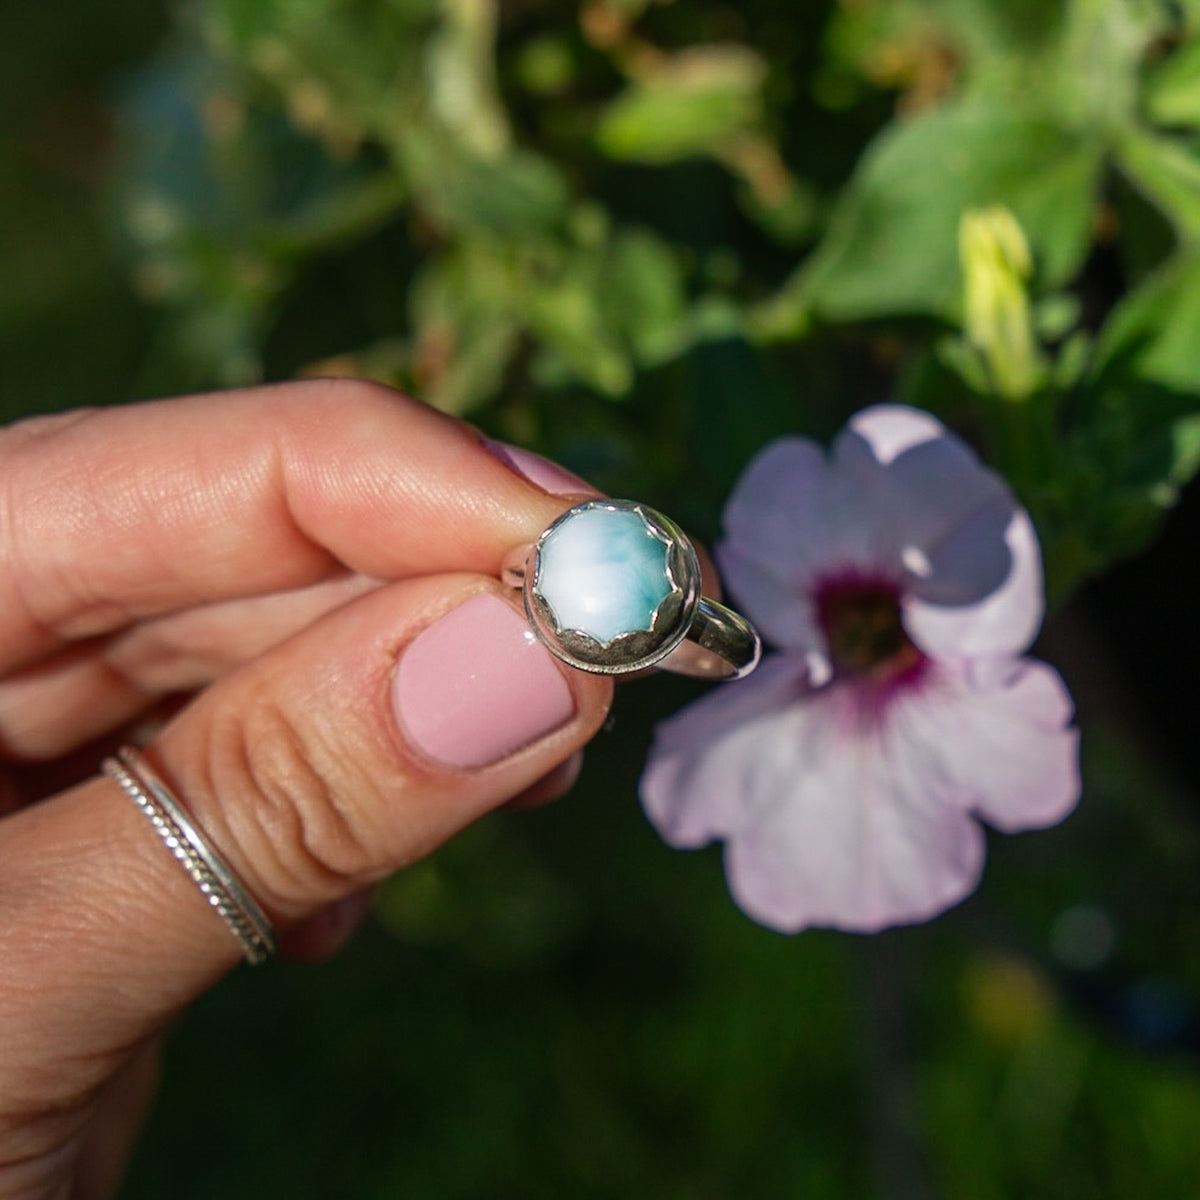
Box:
[0,415,140,652]
[274,376,416,437]
[199,686,383,913]
[0,407,99,455]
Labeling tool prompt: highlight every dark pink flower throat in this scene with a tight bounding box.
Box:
[813,572,924,683]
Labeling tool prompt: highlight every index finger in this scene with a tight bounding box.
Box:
[0,380,581,672]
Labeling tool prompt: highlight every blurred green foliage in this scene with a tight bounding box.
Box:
[89,0,1200,602]
[4,0,1200,1197]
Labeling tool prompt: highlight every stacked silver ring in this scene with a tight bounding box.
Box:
[103,746,277,965]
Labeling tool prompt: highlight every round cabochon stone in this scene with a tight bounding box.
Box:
[535,505,675,645]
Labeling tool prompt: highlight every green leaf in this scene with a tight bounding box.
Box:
[400,133,569,238]
[410,218,655,405]
[1034,293,1082,341]
[930,0,1068,57]
[760,101,1103,330]
[423,0,510,158]
[597,229,688,367]
[1051,330,1091,389]
[408,239,524,411]
[1054,250,1200,581]
[1028,0,1164,130]
[1144,36,1200,130]
[822,0,1161,130]
[205,0,436,143]
[529,270,633,397]
[426,318,521,415]
[595,45,766,164]
[1090,250,1200,391]
[1164,412,1200,493]
[513,35,576,96]
[1114,126,1200,244]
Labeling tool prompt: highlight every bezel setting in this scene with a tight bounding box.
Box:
[524,500,702,675]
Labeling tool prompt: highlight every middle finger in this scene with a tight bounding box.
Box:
[0,573,377,760]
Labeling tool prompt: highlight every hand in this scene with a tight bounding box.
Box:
[0,379,613,1200]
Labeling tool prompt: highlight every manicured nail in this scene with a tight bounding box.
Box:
[392,593,576,769]
[483,438,596,497]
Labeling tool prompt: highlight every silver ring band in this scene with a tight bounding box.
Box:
[502,499,761,680]
[656,595,761,679]
[103,746,277,965]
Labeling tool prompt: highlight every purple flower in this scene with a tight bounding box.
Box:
[640,405,1080,934]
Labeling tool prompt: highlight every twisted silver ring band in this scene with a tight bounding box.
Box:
[104,746,277,965]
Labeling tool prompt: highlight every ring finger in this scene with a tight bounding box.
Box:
[0,572,378,762]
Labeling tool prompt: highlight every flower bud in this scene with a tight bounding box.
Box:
[959,205,1040,400]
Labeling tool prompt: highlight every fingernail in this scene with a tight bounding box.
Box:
[280,890,375,962]
[393,593,576,769]
[320,889,374,945]
[482,439,596,497]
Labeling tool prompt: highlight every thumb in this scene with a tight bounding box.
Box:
[0,575,610,1149]
[154,576,611,928]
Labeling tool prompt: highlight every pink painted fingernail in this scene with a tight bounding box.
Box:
[483,439,597,497]
[392,593,575,769]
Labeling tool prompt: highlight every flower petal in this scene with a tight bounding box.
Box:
[718,406,1045,664]
[716,544,825,656]
[720,437,832,579]
[642,406,1074,938]
[721,685,987,933]
[903,507,1043,665]
[847,404,947,463]
[898,659,1080,832]
[845,406,1023,600]
[643,668,990,935]
[841,406,1046,661]
[717,438,856,651]
[640,655,809,847]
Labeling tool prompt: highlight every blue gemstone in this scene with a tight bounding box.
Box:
[536,506,674,644]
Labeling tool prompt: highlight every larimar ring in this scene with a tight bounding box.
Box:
[502,499,761,680]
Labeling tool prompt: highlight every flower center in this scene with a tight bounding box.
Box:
[814,577,923,681]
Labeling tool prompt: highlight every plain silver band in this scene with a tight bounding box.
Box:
[103,746,277,965]
[659,596,761,680]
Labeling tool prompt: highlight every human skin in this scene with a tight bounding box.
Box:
[0,379,615,1199]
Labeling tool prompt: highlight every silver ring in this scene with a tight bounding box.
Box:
[103,746,277,965]
[502,499,761,680]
